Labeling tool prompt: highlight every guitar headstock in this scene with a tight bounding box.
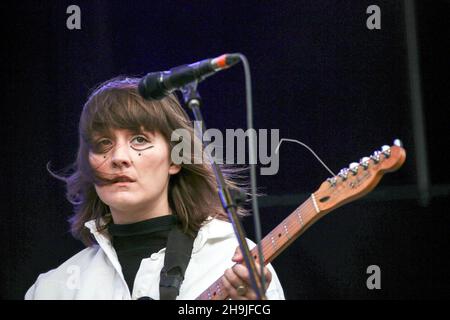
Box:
[313,139,406,213]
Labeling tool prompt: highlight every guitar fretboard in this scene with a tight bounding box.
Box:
[195,196,322,300]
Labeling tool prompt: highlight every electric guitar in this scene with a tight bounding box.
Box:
[196,140,407,300]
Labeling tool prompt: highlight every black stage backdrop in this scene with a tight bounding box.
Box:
[2,0,449,299]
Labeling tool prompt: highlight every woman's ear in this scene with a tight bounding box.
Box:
[169,163,181,175]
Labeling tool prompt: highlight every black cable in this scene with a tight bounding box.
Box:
[236,53,267,294]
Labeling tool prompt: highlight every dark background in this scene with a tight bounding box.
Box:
[2,0,449,299]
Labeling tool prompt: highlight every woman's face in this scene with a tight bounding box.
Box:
[89,128,180,223]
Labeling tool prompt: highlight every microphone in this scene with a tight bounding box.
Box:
[138,53,241,100]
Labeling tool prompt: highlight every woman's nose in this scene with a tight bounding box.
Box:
[110,144,132,168]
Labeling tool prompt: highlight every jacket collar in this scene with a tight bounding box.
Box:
[84,216,235,254]
[84,219,124,278]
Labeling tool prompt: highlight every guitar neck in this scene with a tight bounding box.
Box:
[195,195,324,300]
[194,143,406,300]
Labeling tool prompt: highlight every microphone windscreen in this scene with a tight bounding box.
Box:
[138,72,166,100]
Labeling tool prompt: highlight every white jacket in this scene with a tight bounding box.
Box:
[25,218,285,300]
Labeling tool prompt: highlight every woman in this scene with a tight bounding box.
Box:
[25,77,285,300]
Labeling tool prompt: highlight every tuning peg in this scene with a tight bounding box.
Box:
[349,162,359,175]
[393,139,402,147]
[359,157,370,169]
[381,145,391,158]
[327,177,337,187]
[338,168,349,180]
[371,150,381,163]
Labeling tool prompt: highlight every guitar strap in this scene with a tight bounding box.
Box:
[159,226,196,300]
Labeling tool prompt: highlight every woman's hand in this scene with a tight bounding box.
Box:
[222,246,272,300]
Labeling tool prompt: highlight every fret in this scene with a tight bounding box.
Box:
[270,232,278,250]
[311,193,320,213]
[296,209,304,227]
[283,221,291,240]
[216,282,222,297]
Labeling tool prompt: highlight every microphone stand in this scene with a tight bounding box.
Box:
[180,82,266,300]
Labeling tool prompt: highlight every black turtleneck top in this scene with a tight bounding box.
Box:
[108,215,177,293]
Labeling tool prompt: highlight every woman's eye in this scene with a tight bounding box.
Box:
[132,136,149,145]
[131,135,153,151]
[93,139,112,153]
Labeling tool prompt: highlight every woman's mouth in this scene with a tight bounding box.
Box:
[114,181,133,185]
[111,175,136,184]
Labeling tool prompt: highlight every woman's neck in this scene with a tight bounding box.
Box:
[110,201,172,225]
